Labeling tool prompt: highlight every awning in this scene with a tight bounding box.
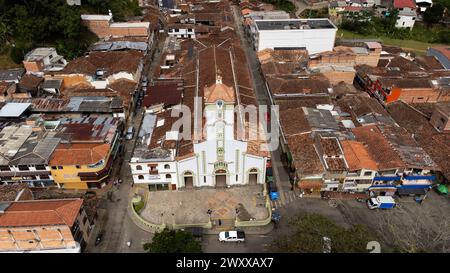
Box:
[397,187,427,196]
[403,175,436,181]
[373,176,401,181]
[397,184,432,189]
[369,185,397,191]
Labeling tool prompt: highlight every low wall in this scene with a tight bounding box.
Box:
[173,222,213,230]
[128,201,166,232]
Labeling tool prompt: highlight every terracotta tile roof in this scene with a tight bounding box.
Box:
[204,81,235,103]
[319,138,342,156]
[50,143,110,166]
[63,79,136,109]
[341,140,378,171]
[267,75,331,96]
[0,225,77,252]
[297,180,323,190]
[279,107,311,136]
[0,184,32,202]
[287,133,324,176]
[143,82,183,107]
[0,199,82,228]
[325,157,347,171]
[387,101,450,179]
[18,74,43,91]
[61,50,144,76]
[352,125,406,170]
[415,56,445,70]
[394,0,416,9]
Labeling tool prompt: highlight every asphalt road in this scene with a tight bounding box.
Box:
[202,233,273,253]
[231,5,293,205]
[84,27,167,254]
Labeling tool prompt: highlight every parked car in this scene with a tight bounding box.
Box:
[142,77,148,87]
[219,230,245,243]
[125,126,134,140]
[367,196,396,209]
[268,181,279,201]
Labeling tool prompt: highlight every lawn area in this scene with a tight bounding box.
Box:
[0,48,22,69]
[337,29,447,55]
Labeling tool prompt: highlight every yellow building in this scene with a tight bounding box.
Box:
[48,117,121,189]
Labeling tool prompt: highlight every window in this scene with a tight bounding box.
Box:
[164,164,170,169]
[35,165,46,170]
[166,174,172,179]
[136,165,143,171]
[204,176,206,183]
[363,171,372,176]
[0,166,10,171]
[18,165,29,171]
[57,166,63,170]
[51,166,57,170]
[76,165,81,169]
[138,175,144,180]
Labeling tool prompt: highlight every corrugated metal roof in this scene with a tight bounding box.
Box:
[0,103,31,117]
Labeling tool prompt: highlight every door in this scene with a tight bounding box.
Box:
[184,176,193,189]
[248,168,259,185]
[215,169,227,188]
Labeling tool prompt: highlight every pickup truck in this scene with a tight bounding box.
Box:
[218,230,246,243]
[367,196,396,209]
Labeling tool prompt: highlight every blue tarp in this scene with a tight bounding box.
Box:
[373,176,401,181]
[403,175,436,181]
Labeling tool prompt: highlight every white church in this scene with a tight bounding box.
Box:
[130,45,269,191]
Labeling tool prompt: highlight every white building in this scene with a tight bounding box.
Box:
[130,45,268,191]
[251,19,338,54]
[395,9,417,28]
[168,24,196,39]
[23,47,67,74]
[394,0,417,29]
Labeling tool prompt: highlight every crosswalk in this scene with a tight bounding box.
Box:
[271,190,301,209]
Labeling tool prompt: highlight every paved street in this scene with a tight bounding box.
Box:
[84,27,167,253]
[231,5,293,208]
[202,233,273,253]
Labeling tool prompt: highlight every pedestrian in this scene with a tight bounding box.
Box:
[218,219,222,226]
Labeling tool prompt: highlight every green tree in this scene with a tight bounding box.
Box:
[143,229,202,253]
[272,213,377,253]
[423,4,445,26]
[436,28,450,43]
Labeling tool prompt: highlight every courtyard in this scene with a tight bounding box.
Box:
[139,185,269,226]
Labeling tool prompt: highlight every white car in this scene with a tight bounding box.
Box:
[218,230,245,243]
